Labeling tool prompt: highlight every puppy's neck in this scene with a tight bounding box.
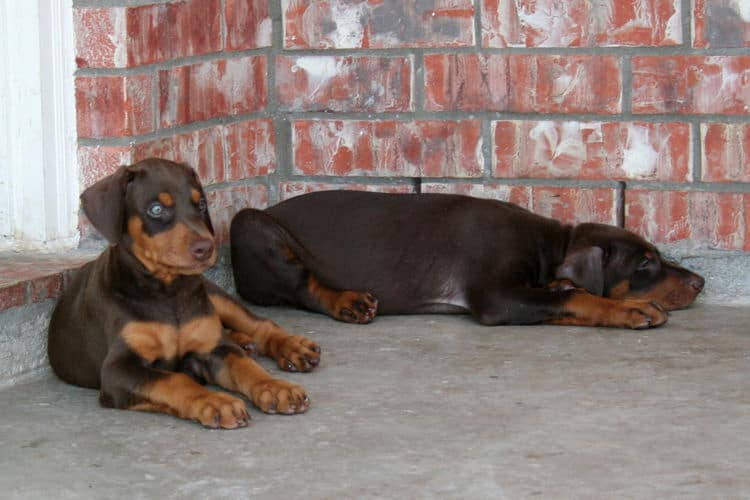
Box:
[108,244,201,297]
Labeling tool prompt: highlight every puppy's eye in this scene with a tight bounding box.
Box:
[638,256,651,270]
[198,198,207,213]
[147,202,165,219]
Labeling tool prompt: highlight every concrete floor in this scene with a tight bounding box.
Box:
[0,304,748,499]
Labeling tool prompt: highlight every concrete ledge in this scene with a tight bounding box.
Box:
[660,244,750,306]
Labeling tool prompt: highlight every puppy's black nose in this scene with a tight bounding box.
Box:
[189,238,214,261]
[689,274,705,292]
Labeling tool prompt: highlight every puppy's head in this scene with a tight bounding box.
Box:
[81,158,216,282]
[556,223,704,310]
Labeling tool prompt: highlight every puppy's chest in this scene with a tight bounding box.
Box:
[120,308,222,363]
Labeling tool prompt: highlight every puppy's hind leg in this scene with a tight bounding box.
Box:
[230,209,378,323]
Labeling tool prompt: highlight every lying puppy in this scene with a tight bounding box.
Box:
[48,158,320,429]
[230,191,704,329]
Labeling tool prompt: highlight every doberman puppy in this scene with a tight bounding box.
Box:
[48,158,320,429]
[230,191,704,329]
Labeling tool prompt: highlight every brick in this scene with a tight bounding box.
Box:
[133,120,275,186]
[482,0,682,47]
[75,75,154,138]
[292,120,483,178]
[207,185,268,243]
[746,194,750,251]
[694,0,750,48]
[158,56,267,129]
[283,0,474,49]
[424,54,621,113]
[224,119,276,180]
[75,1,222,68]
[421,183,532,209]
[279,182,414,201]
[225,0,272,50]
[78,146,134,189]
[625,189,690,244]
[0,282,26,312]
[74,7,127,68]
[134,127,226,185]
[625,190,746,250]
[493,121,691,181]
[29,274,64,303]
[531,187,618,225]
[701,123,750,182]
[276,55,413,112]
[632,56,750,114]
[126,0,222,67]
[690,192,746,250]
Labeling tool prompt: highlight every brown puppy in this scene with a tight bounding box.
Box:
[48,158,320,429]
[230,191,704,329]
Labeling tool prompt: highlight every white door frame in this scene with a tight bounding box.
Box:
[0,0,79,251]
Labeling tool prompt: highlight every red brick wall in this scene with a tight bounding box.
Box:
[74,0,749,251]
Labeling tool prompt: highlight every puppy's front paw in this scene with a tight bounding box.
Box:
[189,391,249,429]
[251,379,310,414]
[275,335,321,372]
[618,300,668,329]
[334,291,378,324]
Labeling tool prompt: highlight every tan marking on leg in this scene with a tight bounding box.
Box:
[209,293,321,371]
[209,294,288,356]
[215,353,310,414]
[191,189,201,203]
[135,372,249,429]
[307,275,378,323]
[548,291,668,329]
[307,275,339,312]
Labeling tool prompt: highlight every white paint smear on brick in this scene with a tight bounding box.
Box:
[622,124,659,178]
[665,0,682,43]
[719,64,750,112]
[257,17,273,47]
[518,3,578,46]
[250,121,276,168]
[529,121,587,174]
[110,8,128,67]
[735,0,750,21]
[551,64,585,103]
[292,56,341,98]
[331,2,367,48]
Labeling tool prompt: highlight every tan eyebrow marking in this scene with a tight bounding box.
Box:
[158,192,174,206]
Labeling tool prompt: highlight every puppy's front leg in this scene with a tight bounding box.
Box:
[468,287,668,329]
[205,280,321,372]
[100,349,249,429]
[198,343,310,415]
[548,290,668,329]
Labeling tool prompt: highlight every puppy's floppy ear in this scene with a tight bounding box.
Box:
[555,246,604,296]
[80,165,135,245]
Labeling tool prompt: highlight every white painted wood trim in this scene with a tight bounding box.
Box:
[0,0,17,242]
[40,0,80,247]
[0,0,79,251]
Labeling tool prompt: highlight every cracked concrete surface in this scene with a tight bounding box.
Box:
[1,305,748,499]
